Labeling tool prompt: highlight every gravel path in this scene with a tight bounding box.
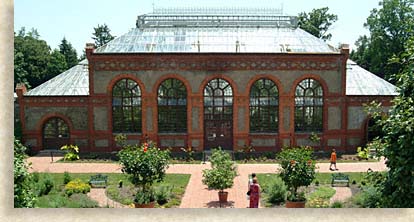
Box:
[27,155,386,208]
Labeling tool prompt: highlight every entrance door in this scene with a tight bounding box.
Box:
[42,117,70,150]
[204,78,233,150]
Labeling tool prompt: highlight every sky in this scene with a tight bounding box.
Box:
[14,0,382,54]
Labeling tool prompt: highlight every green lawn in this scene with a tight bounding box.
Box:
[32,173,190,208]
[105,174,191,208]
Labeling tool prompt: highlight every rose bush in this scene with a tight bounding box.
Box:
[117,140,170,204]
[278,146,316,202]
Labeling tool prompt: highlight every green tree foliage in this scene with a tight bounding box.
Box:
[14,27,78,89]
[277,147,316,201]
[92,24,115,47]
[46,49,67,80]
[58,37,78,68]
[14,138,36,207]
[14,28,51,88]
[379,37,414,207]
[297,7,338,41]
[351,0,414,82]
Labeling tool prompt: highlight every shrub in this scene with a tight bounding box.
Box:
[306,197,330,208]
[155,185,173,205]
[356,147,369,160]
[265,177,287,205]
[354,185,383,208]
[117,140,170,204]
[331,201,343,208]
[61,144,80,161]
[134,188,155,205]
[42,174,54,195]
[14,138,36,208]
[278,146,316,202]
[180,146,195,162]
[32,172,40,183]
[65,179,91,196]
[63,172,71,185]
[202,148,237,193]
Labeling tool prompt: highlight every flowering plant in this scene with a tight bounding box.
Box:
[60,144,79,161]
[180,146,195,162]
[278,146,316,202]
[117,140,170,204]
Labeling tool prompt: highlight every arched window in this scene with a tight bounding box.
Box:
[204,78,233,149]
[112,79,141,133]
[294,78,323,132]
[250,78,279,133]
[43,117,70,149]
[158,78,187,133]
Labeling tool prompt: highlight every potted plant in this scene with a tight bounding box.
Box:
[278,146,316,208]
[202,148,237,203]
[117,139,170,208]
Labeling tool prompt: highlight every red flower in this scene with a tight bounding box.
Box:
[290,160,296,165]
[143,143,148,152]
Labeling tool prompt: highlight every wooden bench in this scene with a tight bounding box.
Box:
[331,173,350,187]
[89,174,108,188]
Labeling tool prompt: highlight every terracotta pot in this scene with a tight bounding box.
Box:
[218,191,228,203]
[134,201,156,208]
[285,200,306,208]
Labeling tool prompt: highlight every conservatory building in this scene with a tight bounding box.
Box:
[16,8,398,153]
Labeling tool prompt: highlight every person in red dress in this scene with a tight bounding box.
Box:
[249,177,260,208]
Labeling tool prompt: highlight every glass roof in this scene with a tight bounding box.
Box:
[95,8,338,54]
[95,27,338,53]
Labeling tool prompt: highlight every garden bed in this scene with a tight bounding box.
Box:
[31,173,190,208]
[256,172,369,208]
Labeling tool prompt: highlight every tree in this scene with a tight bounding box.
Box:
[58,37,78,68]
[14,138,36,208]
[351,0,414,82]
[379,37,414,207]
[297,7,338,41]
[92,24,115,47]
[14,27,51,88]
[46,49,67,80]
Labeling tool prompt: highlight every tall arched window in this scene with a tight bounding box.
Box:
[112,79,141,133]
[204,78,233,149]
[43,117,70,149]
[158,78,187,133]
[294,78,323,132]
[250,78,279,133]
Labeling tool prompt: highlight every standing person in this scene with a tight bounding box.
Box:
[248,173,257,189]
[246,173,256,200]
[330,149,338,171]
[249,178,260,208]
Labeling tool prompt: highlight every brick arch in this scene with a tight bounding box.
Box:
[290,74,329,97]
[198,74,238,95]
[37,113,74,133]
[37,113,74,150]
[153,74,191,135]
[246,74,283,97]
[246,75,282,134]
[152,74,192,96]
[106,74,146,95]
[291,75,327,133]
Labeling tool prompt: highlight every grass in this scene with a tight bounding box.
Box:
[105,174,190,208]
[33,173,99,208]
[257,172,365,197]
[257,172,367,208]
[32,173,190,208]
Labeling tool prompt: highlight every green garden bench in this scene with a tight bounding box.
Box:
[89,174,108,188]
[331,173,350,187]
